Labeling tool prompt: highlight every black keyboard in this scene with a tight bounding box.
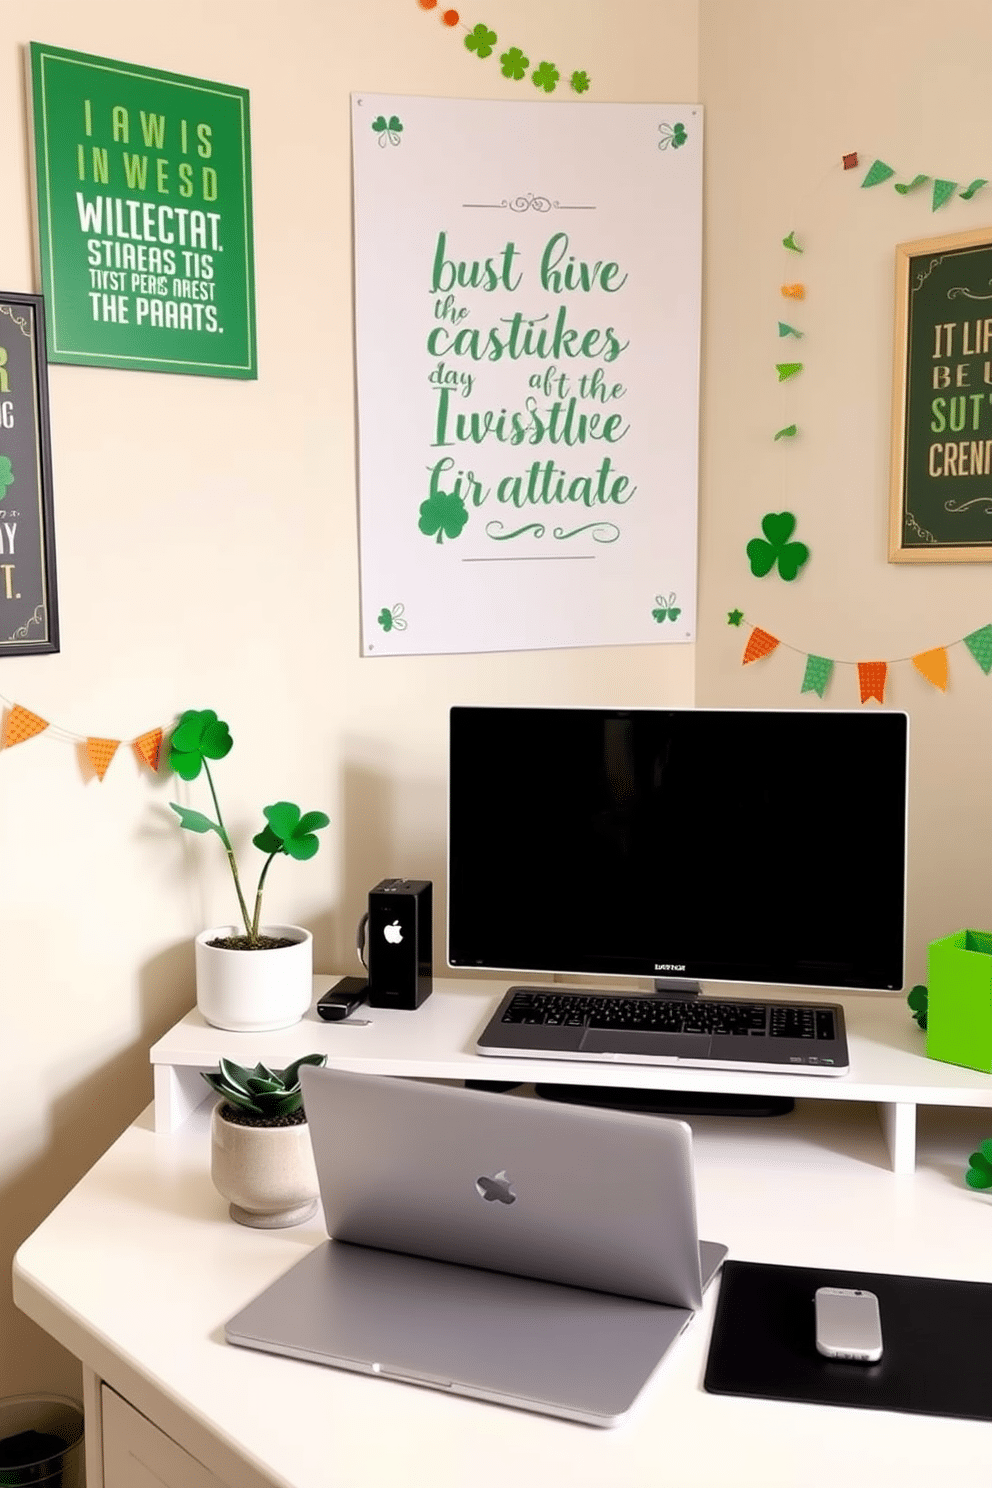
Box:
[498,990,837,1040]
[476,986,849,1074]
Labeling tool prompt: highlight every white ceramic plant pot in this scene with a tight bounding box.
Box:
[194,924,313,1032]
[210,1103,319,1228]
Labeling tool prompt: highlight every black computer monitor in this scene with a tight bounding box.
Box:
[447,706,908,994]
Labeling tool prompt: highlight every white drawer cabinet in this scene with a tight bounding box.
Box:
[102,1387,226,1488]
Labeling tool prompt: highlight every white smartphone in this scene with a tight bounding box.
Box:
[814,1286,883,1362]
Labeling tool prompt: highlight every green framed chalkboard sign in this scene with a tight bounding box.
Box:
[0,293,59,655]
[28,42,256,379]
[890,225,992,562]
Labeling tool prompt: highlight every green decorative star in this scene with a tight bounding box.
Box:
[532,60,560,93]
[727,608,744,627]
[465,24,497,60]
[746,511,810,582]
[500,46,529,80]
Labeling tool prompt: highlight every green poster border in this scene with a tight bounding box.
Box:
[29,42,257,379]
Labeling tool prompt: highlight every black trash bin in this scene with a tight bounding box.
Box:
[0,1396,83,1487]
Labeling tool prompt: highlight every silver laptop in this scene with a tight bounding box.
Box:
[224,1069,727,1427]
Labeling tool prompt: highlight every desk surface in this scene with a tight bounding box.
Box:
[14,1055,992,1488]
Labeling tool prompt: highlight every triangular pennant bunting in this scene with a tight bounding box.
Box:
[960,178,988,201]
[774,424,798,440]
[857,661,887,704]
[861,159,895,188]
[778,322,803,338]
[782,231,803,253]
[912,647,949,692]
[3,705,49,747]
[932,178,958,210]
[85,737,120,781]
[132,727,163,773]
[963,624,992,675]
[893,173,929,195]
[801,655,834,698]
[776,362,803,381]
[781,283,805,299]
[743,628,780,665]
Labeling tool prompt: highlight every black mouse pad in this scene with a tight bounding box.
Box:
[704,1259,992,1420]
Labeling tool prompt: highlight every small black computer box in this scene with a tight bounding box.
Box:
[366,878,433,1010]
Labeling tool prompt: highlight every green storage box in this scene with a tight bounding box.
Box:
[926,929,992,1073]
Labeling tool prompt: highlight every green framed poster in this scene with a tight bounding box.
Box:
[28,42,256,379]
[890,224,992,562]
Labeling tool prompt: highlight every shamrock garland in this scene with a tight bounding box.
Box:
[417,1,591,95]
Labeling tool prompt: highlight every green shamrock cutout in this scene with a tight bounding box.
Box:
[465,24,497,59]
[907,983,928,1030]
[532,61,560,93]
[500,46,529,80]
[0,456,13,493]
[570,71,591,95]
[652,592,681,623]
[658,122,688,151]
[377,603,407,634]
[371,114,403,147]
[746,511,810,581]
[169,708,233,781]
[965,1138,992,1190]
[253,801,330,863]
[419,490,469,543]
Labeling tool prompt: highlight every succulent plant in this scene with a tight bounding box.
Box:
[169,709,330,949]
[203,1053,326,1122]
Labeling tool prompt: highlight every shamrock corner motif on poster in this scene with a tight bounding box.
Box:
[351,95,703,656]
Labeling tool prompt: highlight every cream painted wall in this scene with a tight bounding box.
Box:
[0,1,698,1399]
[697,0,992,985]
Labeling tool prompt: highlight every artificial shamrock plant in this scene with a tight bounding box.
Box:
[169,709,329,950]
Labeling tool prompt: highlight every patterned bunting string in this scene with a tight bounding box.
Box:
[856,156,989,210]
[0,698,166,780]
[731,613,992,703]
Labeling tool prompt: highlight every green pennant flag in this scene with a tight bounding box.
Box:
[960,178,989,201]
[932,179,958,210]
[778,322,803,337]
[801,654,834,698]
[862,159,895,188]
[963,624,992,675]
[774,424,798,440]
[782,231,803,253]
[894,173,929,195]
[776,362,803,381]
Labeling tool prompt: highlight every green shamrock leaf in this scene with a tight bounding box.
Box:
[377,607,394,632]
[500,46,529,79]
[465,24,497,59]
[419,489,469,543]
[672,122,687,147]
[652,592,681,623]
[532,60,560,93]
[168,708,233,781]
[253,801,330,862]
[570,70,591,95]
[965,1138,992,1189]
[907,983,928,1031]
[746,511,810,582]
[387,115,403,134]
[0,455,13,492]
[371,115,388,134]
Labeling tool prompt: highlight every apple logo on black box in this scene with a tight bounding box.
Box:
[383,920,403,944]
[475,1170,516,1204]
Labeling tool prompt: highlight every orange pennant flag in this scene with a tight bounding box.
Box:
[742,627,780,665]
[781,283,806,299]
[86,737,120,781]
[912,647,948,692]
[857,661,887,704]
[3,705,49,748]
[132,727,163,773]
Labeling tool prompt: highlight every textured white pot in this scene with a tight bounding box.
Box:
[210,1103,319,1228]
[194,924,312,1032]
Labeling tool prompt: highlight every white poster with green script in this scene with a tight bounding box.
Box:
[351,95,702,656]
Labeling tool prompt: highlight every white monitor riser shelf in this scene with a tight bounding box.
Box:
[149,977,992,1173]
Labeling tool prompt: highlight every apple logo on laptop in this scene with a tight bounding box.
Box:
[383,920,403,944]
[475,1170,516,1204]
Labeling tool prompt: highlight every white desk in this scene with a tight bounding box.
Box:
[13,979,992,1488]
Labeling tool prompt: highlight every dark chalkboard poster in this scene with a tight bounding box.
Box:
[890,225,992,562]
[0,293,59,654]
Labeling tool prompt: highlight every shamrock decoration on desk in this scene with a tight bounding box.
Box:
[746,511,810,581]
[965,1139,992,1190]
[907,984,928,1030]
